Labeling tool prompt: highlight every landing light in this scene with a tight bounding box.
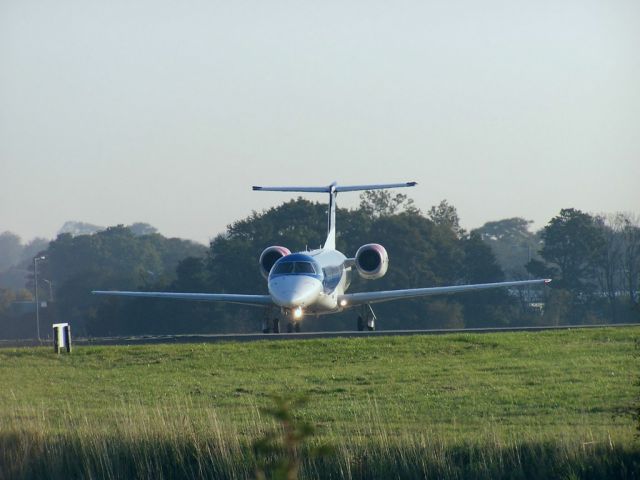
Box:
[293,307,303,319]
[340,299,347,307]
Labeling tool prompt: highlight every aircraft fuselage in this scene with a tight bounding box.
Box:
[268,249,350,315]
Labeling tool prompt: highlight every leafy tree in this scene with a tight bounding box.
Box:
[174,257,208,292]
[428,200,465,238]
[541,289,573,326]
[462,232,505,284]
[593,215,625,322]
[58,221,104,236]
[534,208,604,294]
[0,288,19,316]
[0,233,49,291]
[17,198,583,337]
[473,218,540,278]
[458,232,516,327]
[475,217,534,242]
[526,208,622,324]
[0,232,23,271]
[19,237,49,264]
[128,222,158,236]
[0,287,35,339]
[42,225,205,335]
[618,214,640,306]
[525,258,555,280]
[590,213,640,323]
[425,300,464,329]
[358,190,419,218]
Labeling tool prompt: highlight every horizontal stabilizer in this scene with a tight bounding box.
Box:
[252,182,417,193]
[253,181,417,251]
[253,186,330,193]
[335,182,417,192]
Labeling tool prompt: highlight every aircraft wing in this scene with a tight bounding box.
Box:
[92,291,273,307]
[338,279,551,307]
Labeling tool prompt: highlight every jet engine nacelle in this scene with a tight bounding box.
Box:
[355,243,389,280]
[259,246,291,279]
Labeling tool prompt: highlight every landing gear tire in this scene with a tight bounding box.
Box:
[357,316,364,331]
[287,322,294,333]
[272,318,280,334]
[295,323,301,333]
[367,316,376,331]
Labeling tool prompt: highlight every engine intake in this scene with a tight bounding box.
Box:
[259,246,291,279]
[355,243,388,280]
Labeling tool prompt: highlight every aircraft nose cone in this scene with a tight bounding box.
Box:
[269,276,323,308]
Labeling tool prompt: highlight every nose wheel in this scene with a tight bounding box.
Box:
[357,304,376,331]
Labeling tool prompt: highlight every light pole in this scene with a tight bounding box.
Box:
[34,255,46,342]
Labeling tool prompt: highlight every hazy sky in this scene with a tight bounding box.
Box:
[1,0,639,245]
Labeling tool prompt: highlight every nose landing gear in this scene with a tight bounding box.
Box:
[262,310,281,334]
[262,309,301,334]
[357,304,376,331]
[285,307,302,333]
[286,322,301,333]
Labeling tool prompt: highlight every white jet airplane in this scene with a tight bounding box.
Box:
[93,182,550,333]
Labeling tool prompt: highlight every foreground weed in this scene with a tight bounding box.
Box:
[253,395,333,480]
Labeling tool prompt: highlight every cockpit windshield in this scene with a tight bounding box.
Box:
[294,262,316,274]
[272,261,318,275]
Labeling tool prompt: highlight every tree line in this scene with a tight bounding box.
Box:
[1,195,638,338]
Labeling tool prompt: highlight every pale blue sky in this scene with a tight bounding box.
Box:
[1,0,639,244]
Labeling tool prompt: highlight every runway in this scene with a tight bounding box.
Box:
[2,323,638,348]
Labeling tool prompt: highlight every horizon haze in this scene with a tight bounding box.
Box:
[2,0,639,244]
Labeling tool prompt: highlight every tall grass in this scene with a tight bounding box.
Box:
[2,329,638,478]
[1,400,637,479]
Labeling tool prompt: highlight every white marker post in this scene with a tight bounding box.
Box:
[52,323,72,354]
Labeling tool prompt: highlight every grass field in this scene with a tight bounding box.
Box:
[1,327,639,479]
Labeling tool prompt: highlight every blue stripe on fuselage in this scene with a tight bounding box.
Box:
[322,264,342,293]
[312,249,349,295]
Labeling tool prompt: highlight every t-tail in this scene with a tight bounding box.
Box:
[252,181,417,250]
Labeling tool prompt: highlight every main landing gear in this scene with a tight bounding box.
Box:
[357,304,376,332]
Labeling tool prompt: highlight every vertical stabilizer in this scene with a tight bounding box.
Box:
[324,182,337,250]
[252,181,417,252]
